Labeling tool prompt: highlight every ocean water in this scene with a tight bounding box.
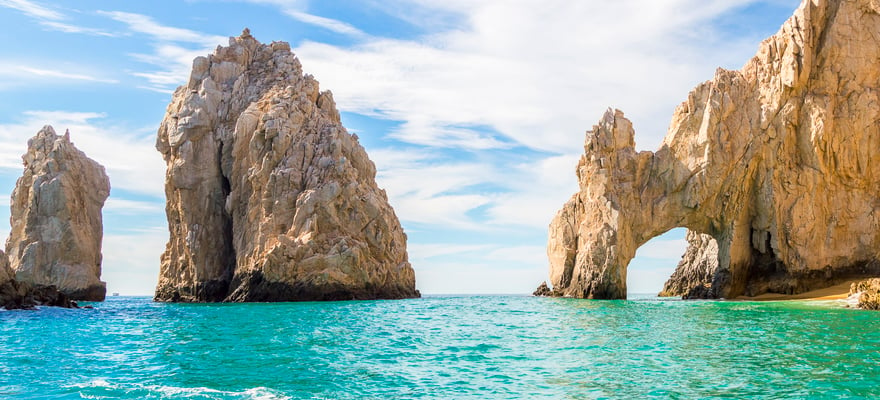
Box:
[1,295,878,399]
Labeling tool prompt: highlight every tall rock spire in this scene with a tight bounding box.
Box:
[7,126,110,301]
[155,31,419,302]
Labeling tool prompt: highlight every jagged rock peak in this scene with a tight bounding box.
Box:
[547,0,880,299]
[6,125,110,302]
[155,31,419,302]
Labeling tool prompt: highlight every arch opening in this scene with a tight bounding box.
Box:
[626,228,689,298]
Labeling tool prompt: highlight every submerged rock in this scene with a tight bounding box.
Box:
[6,126,109,302]
[532,281,553,297]
[850,279,880,310]
[548,0,880,299]
[155,30,418,302]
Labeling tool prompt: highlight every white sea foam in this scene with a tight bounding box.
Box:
[67,379,290,400]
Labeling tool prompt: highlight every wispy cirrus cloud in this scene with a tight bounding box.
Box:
[0,111,165,198]
[0,0,114,36]
[97,11,227,93]
[97,11,226,45]
[0,0,62,20]
[234,0,366,37]
[0,62,119,88]
[15,65,118,83]
[285,10,366,37]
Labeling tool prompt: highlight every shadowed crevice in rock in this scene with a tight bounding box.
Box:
[547,0,880,299]
[155,30,419,303]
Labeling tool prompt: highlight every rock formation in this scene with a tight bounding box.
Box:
[0,250,77,309]
[154,30,419,302]
[547,0,880,299]
[850,279,880,310]
[6,126,110,302]
[532,281,555,297]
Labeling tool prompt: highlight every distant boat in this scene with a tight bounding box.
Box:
[111,292,120,296]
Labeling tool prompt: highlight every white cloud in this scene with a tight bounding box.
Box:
[16,66,118,84]
[0,0,63,20]
[97,11,228,92]
[101,229,166,296]
[295,0,780,154]
[0,0,114,36]
[408,243,494,260]
[0,62,119,88]
[0,111,166,198]
[288,0,794,294]
[285,10,366,37]
[97,11,226,46]
[371,149,498,229]
[234,0,366,37]
[104,198,164,214]
[483,154,581,229]
[38,20,115,37]
[635,238,689,260]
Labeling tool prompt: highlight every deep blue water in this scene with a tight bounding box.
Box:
[1,295,879,399]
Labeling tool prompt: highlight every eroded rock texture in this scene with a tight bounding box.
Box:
[1,248,77,309]
[155,30,418,302]
[850,279,880,310]
[548,0,880,299]
[6,126,109,302]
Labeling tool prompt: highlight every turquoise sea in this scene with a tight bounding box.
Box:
[1,295,879,399]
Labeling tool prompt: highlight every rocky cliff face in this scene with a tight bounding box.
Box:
[548,0,880,299]
[154,30,418,302]
[6,126,110,301]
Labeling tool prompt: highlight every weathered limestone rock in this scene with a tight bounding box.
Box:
[849,279,880,310]
[548,0,880,299]
[6,126,110,301]
[155,30,419,302]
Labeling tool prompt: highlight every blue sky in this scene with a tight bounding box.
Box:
[0,0,799,295]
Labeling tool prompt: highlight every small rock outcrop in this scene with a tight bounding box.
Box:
[548,0,880,299]
[154,30,419,302]
[532,281,554,297]
[6,126,110,302]
[850,279,880,310]
[2,248,77,309]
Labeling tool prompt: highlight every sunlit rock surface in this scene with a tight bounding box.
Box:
[155,30,418,302]
[548,0,880,299]
[6,126,109,301]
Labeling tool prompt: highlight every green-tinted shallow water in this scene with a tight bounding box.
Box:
[1,295,879,399]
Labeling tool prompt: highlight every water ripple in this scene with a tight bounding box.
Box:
[1,296,878,398]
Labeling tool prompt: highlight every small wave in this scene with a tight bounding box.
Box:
[149,385,291,400]
[67,379,290,400]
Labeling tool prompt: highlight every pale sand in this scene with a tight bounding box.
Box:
[734,280,859,301]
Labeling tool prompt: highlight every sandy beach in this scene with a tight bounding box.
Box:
[734,281,858,301]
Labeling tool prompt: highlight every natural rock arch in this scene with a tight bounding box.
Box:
[547,0,880,299]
